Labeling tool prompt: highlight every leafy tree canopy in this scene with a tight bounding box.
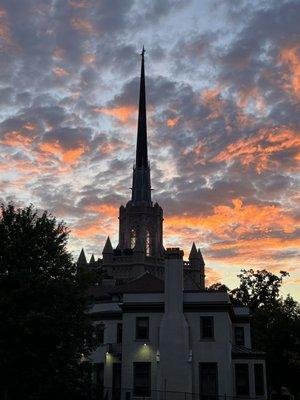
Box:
[209,268,300,396]
[0,203,95,400]
[231,268,289,311]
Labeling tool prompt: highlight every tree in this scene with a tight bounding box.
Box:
[231,268,289,311]
[0,204,95,400]
[207,282,230,292]
[232,269,300,397]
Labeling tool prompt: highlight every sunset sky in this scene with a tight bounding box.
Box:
[0,0,299,299]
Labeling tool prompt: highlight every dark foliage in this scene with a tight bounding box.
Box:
[231,269,289,311]
[232,269,300,397]
[0,204,96,400]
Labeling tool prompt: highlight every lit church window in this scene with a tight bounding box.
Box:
[130,228,137,249]
[145,230,151,256]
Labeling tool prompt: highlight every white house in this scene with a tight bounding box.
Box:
[87,248,266,399]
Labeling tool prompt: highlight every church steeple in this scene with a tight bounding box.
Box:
[131,47,152,205]
[117,47,163,257]
[136,46,148,169]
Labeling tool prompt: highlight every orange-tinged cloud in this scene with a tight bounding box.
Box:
[72,225,106,238]
[0,130,35,150]
[53,47,66,60]
[39,141,85,165]
[0,7,16,52]
[208,236,300,271]
[205,268,223,286]
[167,116,180,128]
[165,198,296,237]
[72,216,118,239]
[279,47,300,98]
[201,86,226,121]
[94,106,136,124]
[68,0,90,8]
[202,87,222,101]
[213,127,300,173]
[98,139,128,155]
[53,67,69,77]
[212,236,300,253]
[82,53,96,64]
[71,17,94,33]
[23,122,37,131]
[236,86,266,114]
[86,204,119,218]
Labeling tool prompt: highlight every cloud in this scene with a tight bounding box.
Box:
[0,0,299,299]
[213,127,300,173]
[279,46,300,99]
[94,106,136,125]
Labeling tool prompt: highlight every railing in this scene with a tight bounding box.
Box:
[90,387,269,400]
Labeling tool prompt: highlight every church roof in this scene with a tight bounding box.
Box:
[109,271,164,294]
[77,248,87,264]
[189,242,198,259]
[197,248,205,265]
[103,236,113,254]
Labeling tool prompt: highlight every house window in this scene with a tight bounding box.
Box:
[133,362,151,397]
[130,228,137,249]
[117,323,122,344]
[254,364,265,396]
[199,362,218,398]
[234,326,245,346]
[235,363,249,396]
[95,323,105,345]
[200,316,214,339]
[136,317,149,340]
[145,230,151,256]
[92,363,104,386]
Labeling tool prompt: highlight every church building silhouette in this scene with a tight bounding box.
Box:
[77,49,267,400]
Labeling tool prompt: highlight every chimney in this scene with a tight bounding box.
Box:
[158,248,192,394]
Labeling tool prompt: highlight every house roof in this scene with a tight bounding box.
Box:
[109,271,164,294]
[232,345,265,359]
[87,285,111,300]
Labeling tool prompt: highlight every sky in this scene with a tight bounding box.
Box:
[0,0,299,300]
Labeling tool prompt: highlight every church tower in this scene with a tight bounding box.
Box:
[78,48,205,289]
[118,47,164,261]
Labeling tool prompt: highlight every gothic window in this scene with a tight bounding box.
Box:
[145,230,151,256]
[130,228,137,249]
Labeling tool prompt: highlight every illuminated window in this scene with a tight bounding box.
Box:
[130,228,137,249]
[145,230,151,256]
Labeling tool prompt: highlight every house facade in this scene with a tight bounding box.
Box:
[78,49,267,400]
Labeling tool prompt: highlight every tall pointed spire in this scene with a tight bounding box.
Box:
[131,47,152,205]
[77,248,87,265]
[136,46,148,169]
[189,242,198,259]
